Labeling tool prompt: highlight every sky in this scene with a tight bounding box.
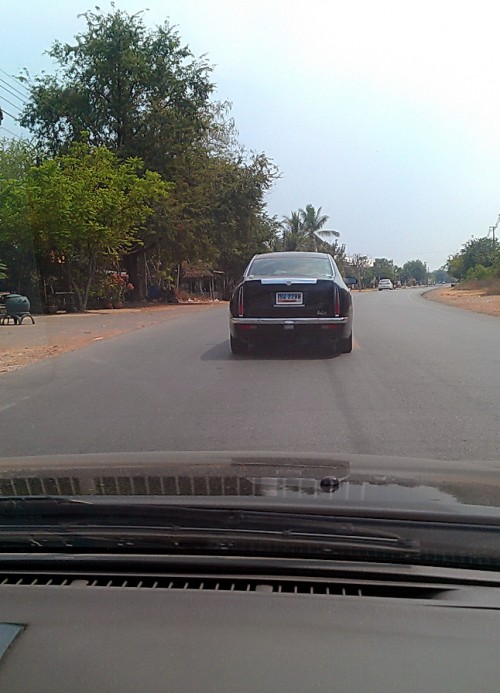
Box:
[2,0,500,269]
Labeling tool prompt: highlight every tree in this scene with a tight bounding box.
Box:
[0,138,39,296]
[23,142,170,311]
[19,6,214,298]
[447,236,499,280]
[299,204,329,252]
[20,6,215,169]
[19,7,280,294]
[281,211,307,251]
[349,254,371,289]
[432,266,453,283]
[372,258,395,281]
[401,259,427,285]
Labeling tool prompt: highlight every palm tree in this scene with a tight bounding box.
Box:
[282,211,307,251]
[299,204,329,252]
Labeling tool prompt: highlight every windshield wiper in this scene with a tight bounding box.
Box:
[0,527,419,560]
[0,497,94,514]
[0,495,416,555]
[0,496,497,570]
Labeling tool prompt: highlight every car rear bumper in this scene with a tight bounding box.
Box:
[231,317,348,326]
[230,316,350,342]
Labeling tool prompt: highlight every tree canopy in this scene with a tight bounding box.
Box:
[447,236,499,281]
[371,258,396,281]
[20,6,215,170]
[0,138,38,295]
[1,141,170,311]
[14,6,280,302]
[299,204,329,252]
[401,259,427,284]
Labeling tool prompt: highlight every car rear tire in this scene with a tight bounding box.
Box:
[230,335,248,354]
[341,332,353,353]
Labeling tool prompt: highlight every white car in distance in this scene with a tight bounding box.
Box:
[378,279,394,291]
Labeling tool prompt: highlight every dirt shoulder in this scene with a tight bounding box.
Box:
[0,302,224,374]
[424,281,500,318]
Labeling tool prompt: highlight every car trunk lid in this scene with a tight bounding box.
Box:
[242,278,336,318]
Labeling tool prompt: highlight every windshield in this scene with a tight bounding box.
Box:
[0,2,499,574]
[247,256,334,277]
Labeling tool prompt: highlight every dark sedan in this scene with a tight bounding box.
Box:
[229,251,357,354]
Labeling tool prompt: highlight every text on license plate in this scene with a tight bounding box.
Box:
[276,292,303,305]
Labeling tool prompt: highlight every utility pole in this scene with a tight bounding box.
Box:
[488,214,499,243]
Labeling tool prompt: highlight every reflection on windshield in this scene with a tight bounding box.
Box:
[248,257,334,278]
[1,463,499,508]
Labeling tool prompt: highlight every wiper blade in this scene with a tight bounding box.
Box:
[0,497,498,571]
[0,497,406,541]
[0,527,419,560]
[0,497,93,514]
[0,496,415,553]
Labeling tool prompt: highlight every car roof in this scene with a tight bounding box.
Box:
[251,252,332,260]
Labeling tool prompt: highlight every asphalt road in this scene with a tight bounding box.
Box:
[0,288,499,461]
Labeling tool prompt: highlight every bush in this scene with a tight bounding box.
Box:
[465,264,491,281]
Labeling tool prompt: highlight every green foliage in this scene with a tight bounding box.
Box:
[20,6,214,168]
[401,259,427,284]
[465,264,490,281]
[0,137,36,178]
[162,147,280,276]
[281,205,340,257]
[447,236,499,281]
[299,204,329,252]
[431,266,453,283]
[90,271,134,306]
[346,254,371,287]
[0,138,39,295]
[23,142,170,310]
[464,255,500,281]
[18,7,280,293]
[282,211,307,251]
[372,258,395,281]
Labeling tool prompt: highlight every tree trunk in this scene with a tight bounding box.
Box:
[123,249,147,301]
[81,256,97,312]
[63,266,84,312]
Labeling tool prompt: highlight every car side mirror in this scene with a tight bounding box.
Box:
[344,276,358,286]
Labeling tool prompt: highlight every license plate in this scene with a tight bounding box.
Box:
[275,292,303,305]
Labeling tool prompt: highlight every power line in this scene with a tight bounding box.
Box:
[0,108,19,122]
[0,125,21,139]
[0,94,23,114]
[0,80,27,105]
[0,68,30,95]
[0,68,70,130]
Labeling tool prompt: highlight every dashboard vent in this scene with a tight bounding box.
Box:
[0,572,446,600]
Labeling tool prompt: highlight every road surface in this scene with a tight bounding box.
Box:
[1,288,499,461]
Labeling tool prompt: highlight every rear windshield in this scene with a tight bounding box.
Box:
[247,256,334,278]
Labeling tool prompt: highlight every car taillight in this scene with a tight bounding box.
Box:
[238,287,244,316]
[334,286,340,316]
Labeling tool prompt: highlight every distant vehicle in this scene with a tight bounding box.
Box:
[229,251,357,354]
[378,279,394,291]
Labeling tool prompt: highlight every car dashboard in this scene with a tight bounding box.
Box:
[0,558,498,692]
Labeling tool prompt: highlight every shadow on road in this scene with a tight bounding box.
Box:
[201,340,341,361]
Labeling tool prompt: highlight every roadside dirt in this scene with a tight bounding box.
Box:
[0,303,222,374]
[424,283,500,318]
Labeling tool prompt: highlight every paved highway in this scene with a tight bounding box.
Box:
[1,288,499,460]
